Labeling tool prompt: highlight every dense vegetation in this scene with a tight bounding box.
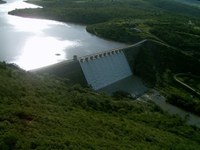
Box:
[166,86,200,116]
[1,62,200,149]
[9,0,200,58]
[9,0,200,59]
[8,0,200,115]
[150,20,200,59]
[129,40,200,84]
[2,0,200,148]
[165,73,200,115]
[129,40,200,115]
[9,0,200,44]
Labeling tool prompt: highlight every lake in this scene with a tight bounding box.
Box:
[0,0,127,70]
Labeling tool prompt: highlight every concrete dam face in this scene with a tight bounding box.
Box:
[79,51,132,90]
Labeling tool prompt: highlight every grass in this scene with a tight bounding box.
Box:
[1,61,200,149]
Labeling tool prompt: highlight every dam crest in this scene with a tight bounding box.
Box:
[77,40,147,90]
[32,40,147,91]
[79,50,132,90]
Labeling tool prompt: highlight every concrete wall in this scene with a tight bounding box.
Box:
[79,52,132,90]
[31,40,146,88]
[32,60,87,85]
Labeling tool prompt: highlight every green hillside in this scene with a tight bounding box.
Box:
[1,62,200,149]
[9,0,200,58]
[1,1,200,148]
[8,0,200,116]
[131,40,200,115]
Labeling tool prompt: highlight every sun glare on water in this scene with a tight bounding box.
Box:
[0,0,40,12]
[14,36,78,70]
[8,14,69,34]
[1,1,76,70]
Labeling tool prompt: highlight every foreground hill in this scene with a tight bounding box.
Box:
[1,62,200,149]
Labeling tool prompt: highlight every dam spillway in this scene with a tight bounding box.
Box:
[79,50,132,90]
[32,40,147,94]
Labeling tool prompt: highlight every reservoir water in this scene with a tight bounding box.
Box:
[0,0,127,70]
[1,0,200,128]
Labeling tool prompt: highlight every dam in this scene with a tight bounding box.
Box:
[77,40,146,90]
[78,50,132,90]
[32,40,147,94]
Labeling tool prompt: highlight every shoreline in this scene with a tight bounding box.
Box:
[7,0,145,44]
[8,11,134,45]
[6,0,200,121]
[8,10,134,44]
